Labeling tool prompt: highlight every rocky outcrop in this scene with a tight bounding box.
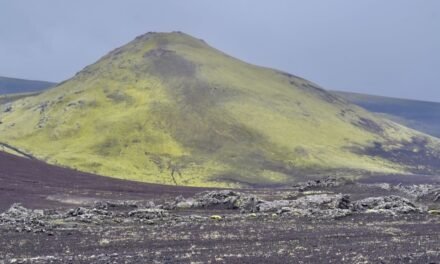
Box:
[0,202,171,233]
[291,177,348,191]
[353,195,422,214]
[0,189,430,236]
[394,184,440,202]
[169,190,353,219]
[0,204,50,233]
[257,193,352,219]
[94,200,141,210]
[167,190,262,213]
[162,189,427,219]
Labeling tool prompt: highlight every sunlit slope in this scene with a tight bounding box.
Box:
[1,32,439,187]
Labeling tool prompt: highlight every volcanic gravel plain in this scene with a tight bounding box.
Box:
[1,151,440,263]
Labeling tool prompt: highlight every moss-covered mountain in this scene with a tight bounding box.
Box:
[1,32,439,187]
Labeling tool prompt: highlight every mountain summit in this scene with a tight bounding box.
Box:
[1,32,439,187]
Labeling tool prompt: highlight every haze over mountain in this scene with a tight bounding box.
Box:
[0,76,55,107]
[1,32,439,187]
[334,91,440,139]
[0,76,55,95]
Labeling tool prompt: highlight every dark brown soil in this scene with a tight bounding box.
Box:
[2,213,439,263]
[0,151,204,211]
[1,151,440,263]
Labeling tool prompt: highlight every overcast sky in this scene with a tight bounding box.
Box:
[1,0,439,101]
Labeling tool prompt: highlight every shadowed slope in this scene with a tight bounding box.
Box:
[0,32,439,187]
[333,91,440,138]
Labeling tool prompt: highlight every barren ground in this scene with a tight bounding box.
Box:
[1,151,439,263]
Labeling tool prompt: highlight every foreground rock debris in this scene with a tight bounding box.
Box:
[1,179,440,263]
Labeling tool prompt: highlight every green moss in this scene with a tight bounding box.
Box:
[0,32,439,187]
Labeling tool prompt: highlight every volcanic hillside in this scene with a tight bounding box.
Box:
[0,32,439,187]
[0,151,202,211]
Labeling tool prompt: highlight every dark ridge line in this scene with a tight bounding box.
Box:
[0,142,36,160]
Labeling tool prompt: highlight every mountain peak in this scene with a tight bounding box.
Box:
[135,31,191,38]
[131,31,207,48]
[95,31,209,68]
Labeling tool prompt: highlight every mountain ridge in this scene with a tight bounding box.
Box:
[0,76,55,95]
[333,90,440,138]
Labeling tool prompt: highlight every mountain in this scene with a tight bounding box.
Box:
[0,32,439,187]
[333,91,440,138]
[0,76,55,95]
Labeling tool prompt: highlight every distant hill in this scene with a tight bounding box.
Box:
[1,32,439,187]
[0,92,41,105]
[0,76,55,95]
[333,91,440,138]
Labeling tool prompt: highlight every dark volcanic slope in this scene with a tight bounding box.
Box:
[0,151,203,211]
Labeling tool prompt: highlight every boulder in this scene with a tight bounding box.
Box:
[257,193,351,213]
[191,190,262,212]
[353,195,422,214]
[128,209,169,219]
[0,203,45,223]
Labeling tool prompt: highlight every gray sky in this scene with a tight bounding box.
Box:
[1,0,439,102]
